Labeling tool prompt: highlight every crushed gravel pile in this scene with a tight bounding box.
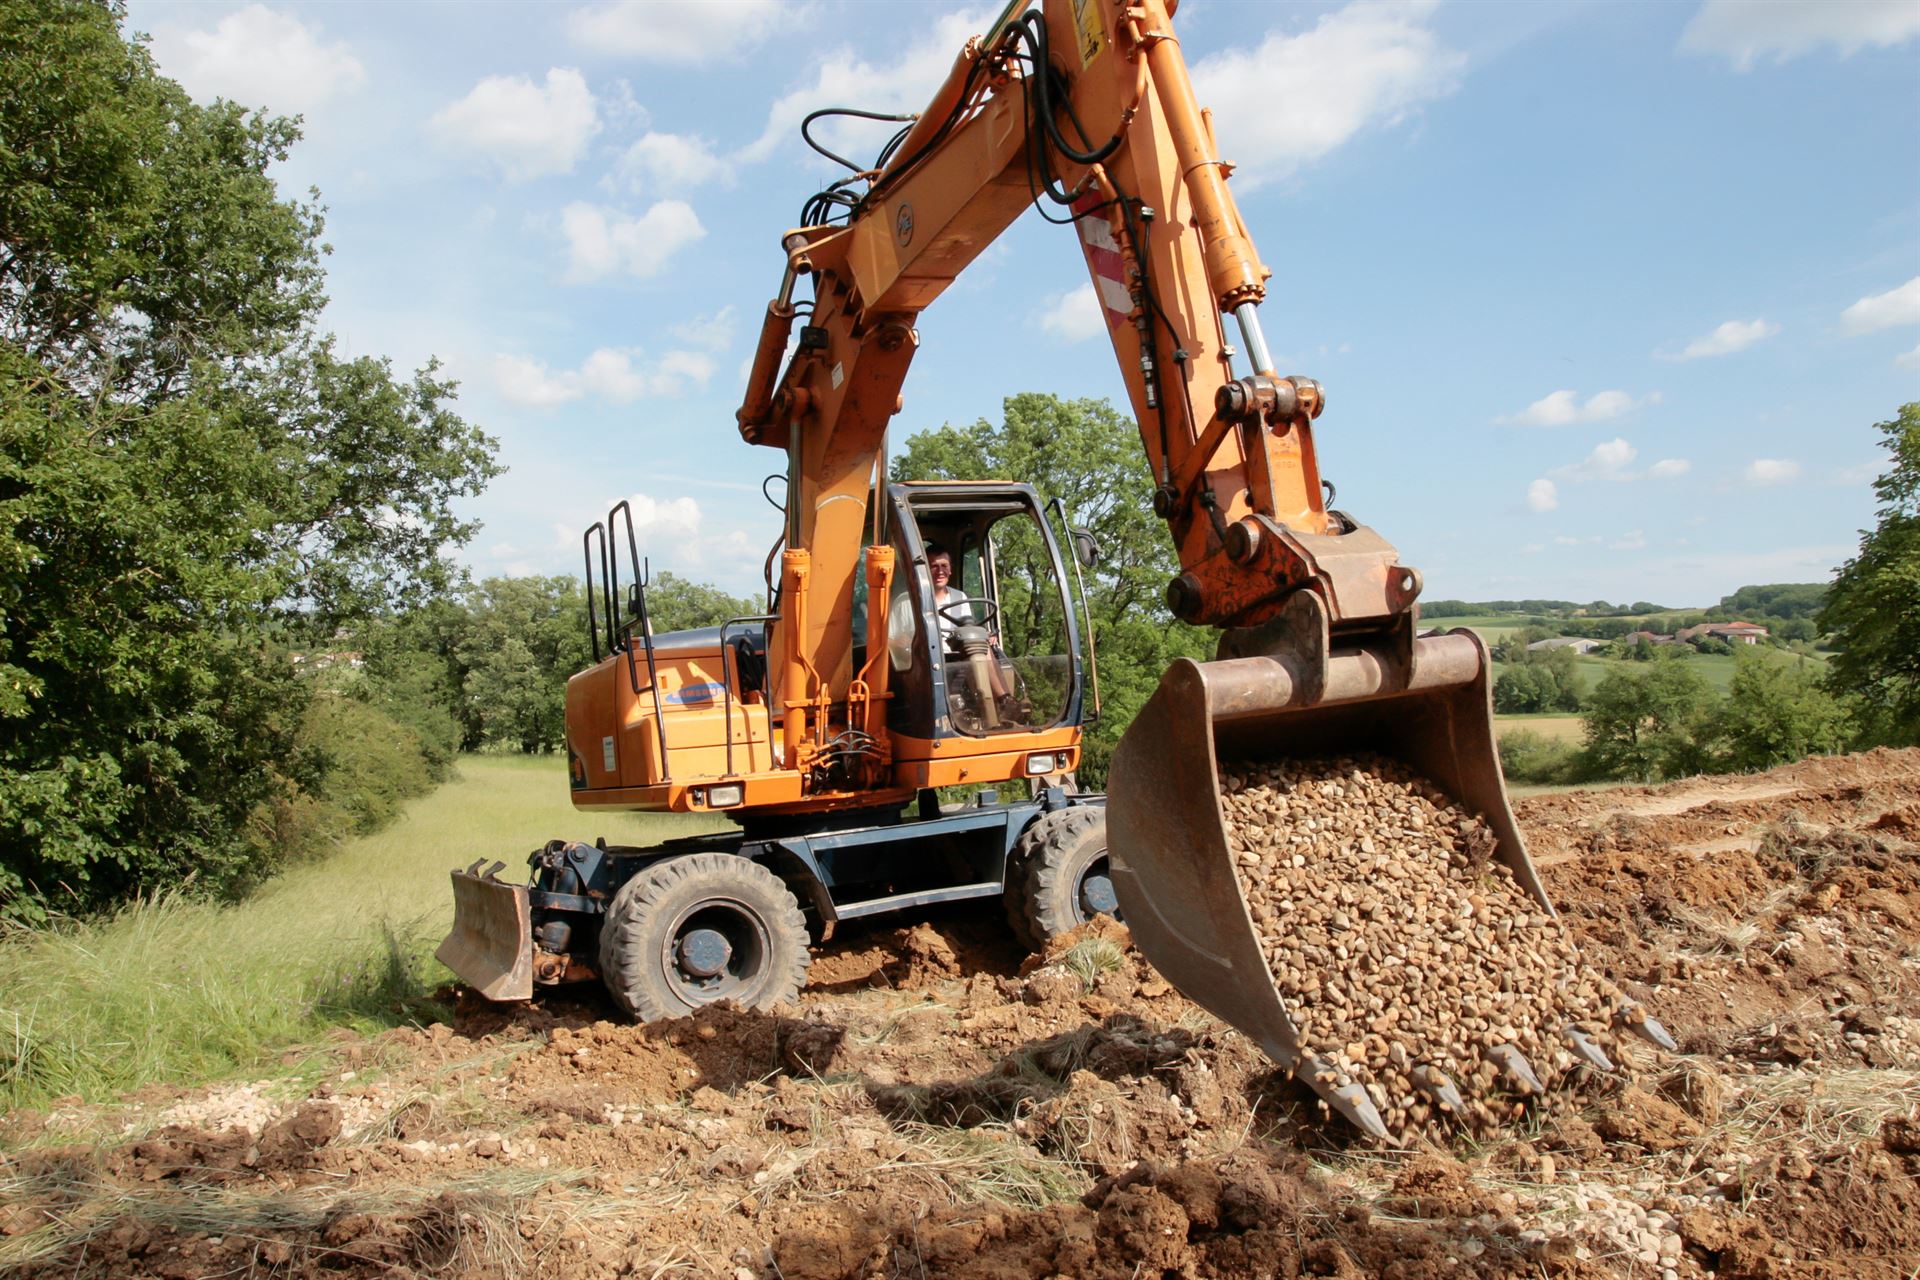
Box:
[1219,753,1625,1141]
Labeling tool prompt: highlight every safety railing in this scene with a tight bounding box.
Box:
[581,521,612,661]
[607,500,670,783]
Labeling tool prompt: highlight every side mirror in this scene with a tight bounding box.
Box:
[1070,527,1100,570]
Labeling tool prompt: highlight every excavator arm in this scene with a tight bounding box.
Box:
[737,0,1413,702]
[731,0,1663,1137]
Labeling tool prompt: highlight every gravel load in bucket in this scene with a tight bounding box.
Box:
[1219,753,1627,1142]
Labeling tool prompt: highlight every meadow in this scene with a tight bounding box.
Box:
[0,757,724,1112]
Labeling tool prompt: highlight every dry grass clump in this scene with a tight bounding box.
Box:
[1219,753,1627,1142]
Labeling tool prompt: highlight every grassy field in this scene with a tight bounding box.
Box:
[1488,645,1826,697]
[0,756,724,1111]
[1491,714,1584,743]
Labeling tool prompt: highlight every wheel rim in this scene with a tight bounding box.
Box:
[659,897,773,1007]
[1077,854,1120,920]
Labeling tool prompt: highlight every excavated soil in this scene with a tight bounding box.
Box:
[3,748,1918,1279]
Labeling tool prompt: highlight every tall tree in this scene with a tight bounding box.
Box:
[1714,650,1849,772]
[1580,658,1714,781]
[0,1,497,918]
[1821,403,1920,745]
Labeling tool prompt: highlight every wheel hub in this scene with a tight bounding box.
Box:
[676,927,733,978]
[1079,863,1119,918]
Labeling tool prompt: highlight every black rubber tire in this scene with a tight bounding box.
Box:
[1011,807,1115,949]
[598,853,811,1022]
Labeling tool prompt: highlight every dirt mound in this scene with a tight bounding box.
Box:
[5,748,1919,1279]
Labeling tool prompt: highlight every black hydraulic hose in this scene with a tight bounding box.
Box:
[1013,11,1121,167]
[801,106,916,173]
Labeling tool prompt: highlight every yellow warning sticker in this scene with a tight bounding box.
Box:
[1071,0,1105,67]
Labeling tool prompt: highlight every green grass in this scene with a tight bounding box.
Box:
[0,756,723,1114]
[1489,646,1825,698]
[1492,714,1584,743]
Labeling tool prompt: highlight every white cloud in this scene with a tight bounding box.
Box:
[1525,478,1559,513]
[1496,389,1656,427]
[618,132,733,196]
[670,307,737,351]
[492,346,715,408]
[1841,276,1920,335]
[1898,341,1920,370]
[1664,317,1780,360]
[566,0,793,63]
[1191,1,1465,186]
[561,201,705,283]
[153,5,364,116]
[1540,441,1690,488]
[1681,0,1920,68]
[1551,437,1638,482]
[742,9,989,163]
[493,354,582,408]
[1741,458,1803,486]
[556,493,702,549]
[1609,530,1648,552]
[1037,285,1106,344]
[430,69,599,181]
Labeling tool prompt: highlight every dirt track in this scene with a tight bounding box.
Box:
[4,749,1919,1279]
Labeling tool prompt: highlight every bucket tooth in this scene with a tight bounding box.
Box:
[1411,1064,1466,1115]
[466,858,486,875]
[1487,1043,1544,1096]
[482,860,507,880]
[1299,1054,1389,1140]
[1616,1004,1678,1051]
[1563,1025,1614,1071]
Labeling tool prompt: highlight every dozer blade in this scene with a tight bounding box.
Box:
[436,868,535,1001]
[1106,609,1570,1139]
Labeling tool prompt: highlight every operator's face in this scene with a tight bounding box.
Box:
[928,552,952,590]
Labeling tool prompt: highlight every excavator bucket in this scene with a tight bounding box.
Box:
[436,861,534,1002]
[1106,604,1593,1139]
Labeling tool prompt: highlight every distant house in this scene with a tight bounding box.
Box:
[1622,630,1676,646]
[1677,621,1769,646]
[1526,637,1604,655]
[291,650,365,671]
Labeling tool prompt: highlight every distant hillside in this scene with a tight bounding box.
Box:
[1426,582,1825,624]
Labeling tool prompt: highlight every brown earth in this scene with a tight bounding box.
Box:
[3,748,1918,1279]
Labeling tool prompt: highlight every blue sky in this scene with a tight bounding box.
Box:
[125,0,1920,608]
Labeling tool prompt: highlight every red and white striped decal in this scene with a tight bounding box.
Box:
[1072,194,1131,334]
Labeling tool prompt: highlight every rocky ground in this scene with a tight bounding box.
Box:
[3,749,1918,1279]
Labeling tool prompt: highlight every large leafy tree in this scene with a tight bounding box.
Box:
[1714,650,1849,772]
[1580,657,1715,781]
[1821,403,1920,746]
[455,577,596,755]
[892,393,1213,783]
[0,1,497,917]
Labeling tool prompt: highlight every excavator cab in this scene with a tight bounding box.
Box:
[876,481,1086,745]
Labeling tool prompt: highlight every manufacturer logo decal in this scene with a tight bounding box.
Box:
[895,202,915,247]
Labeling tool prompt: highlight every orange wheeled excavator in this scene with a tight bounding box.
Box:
[440,0,1670,1138]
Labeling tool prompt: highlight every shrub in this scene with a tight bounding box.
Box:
[1498,730,1580,785]
[297,694,435,842]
